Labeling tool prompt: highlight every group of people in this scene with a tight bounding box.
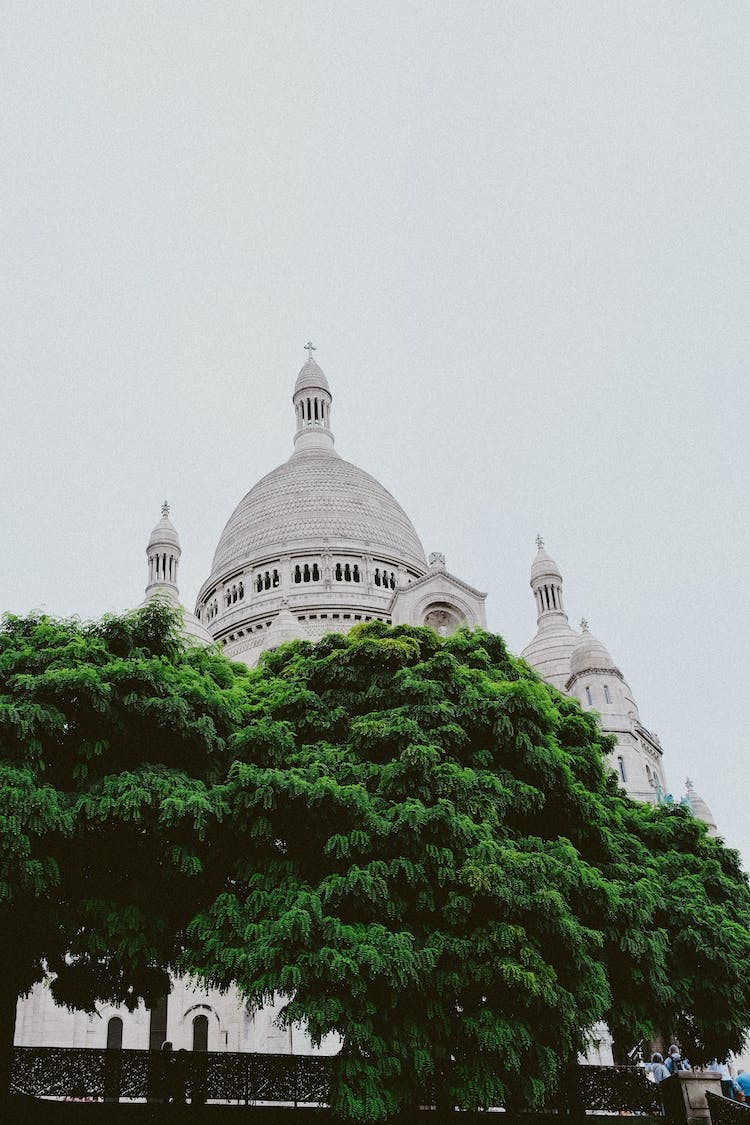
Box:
[706,1059,750,1101]
[647,1045,691,1084]
[646,1045,750,1102]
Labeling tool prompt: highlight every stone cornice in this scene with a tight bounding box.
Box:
[398,568,487,601]
[565,665,624,691]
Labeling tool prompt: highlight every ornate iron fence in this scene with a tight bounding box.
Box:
[11,1048,659,1113]
[707,1092,750,1125]
[11,1047,334,1105]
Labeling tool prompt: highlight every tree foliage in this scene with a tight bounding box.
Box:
[178,622,750,1120]
[0,602,246,1093]
[3,611,749,1121]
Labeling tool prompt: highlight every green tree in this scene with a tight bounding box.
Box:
[0,601,244,1099]
[181,622,750,1121]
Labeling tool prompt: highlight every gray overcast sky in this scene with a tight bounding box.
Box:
[2,3,749,864]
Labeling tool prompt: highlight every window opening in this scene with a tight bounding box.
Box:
[294,565,302,583]
[617,756,627,783]
[106,1016,123,1051]
[312,563,320,581]
[585,686,592,706]
[604,685,611,704]
[192,1014,209,1053]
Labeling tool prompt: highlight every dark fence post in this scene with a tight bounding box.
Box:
[103,1048,123,1104]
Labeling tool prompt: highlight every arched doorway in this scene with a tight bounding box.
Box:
[106,1016,123,1050]
[192,1013,209,1052]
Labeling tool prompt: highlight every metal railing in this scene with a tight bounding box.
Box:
[10,1048,660,1113]
[707,1091,750,1125]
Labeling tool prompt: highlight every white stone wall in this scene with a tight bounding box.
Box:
[16,979,340,1057]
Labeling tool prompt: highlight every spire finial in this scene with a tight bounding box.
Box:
[686,776,694,790]
[536,534,544,550]
[304,340,316,361]
[162,500,170,519]
[580,617,588,630]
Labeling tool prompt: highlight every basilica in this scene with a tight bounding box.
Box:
[14,350,715,1060]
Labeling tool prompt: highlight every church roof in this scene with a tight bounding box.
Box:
[569,623,620,678]
[209,449,428,578]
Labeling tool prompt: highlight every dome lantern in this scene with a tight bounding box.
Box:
[520,538,578,689]
[530,535,567,625]
[292,342,334,453]
[145,501,181,601]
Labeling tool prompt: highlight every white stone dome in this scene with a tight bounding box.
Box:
[294,357,330,395]
[180,608,215,647]
[147,512,180,550]
[685,778,718,835]
[208,448,428,580]
[569,626,619,677]
[531,546,562,582]
[521,620,579,690]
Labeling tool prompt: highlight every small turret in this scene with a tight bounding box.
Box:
[142,503,213,646]
[292,342,335,453]
[145,501,181,603]
[684,777,718,837]
[521,538,579,689]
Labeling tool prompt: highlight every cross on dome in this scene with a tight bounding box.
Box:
[304,340,316,360]
[536,534,544,550]
[580,617,589,630]
[162,500,170,519]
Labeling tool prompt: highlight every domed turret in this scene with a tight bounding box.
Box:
[263,603,301,652]
[145,501,181,601]
[569,621,620,678]
[684,778,718,836]
[292,343,334,454]
[521,538,578,690]
[142,503,213,646]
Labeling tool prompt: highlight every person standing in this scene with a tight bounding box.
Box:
[666,1046,686,1075]
[650,1054,672,1083]
[735,1069,750,1102]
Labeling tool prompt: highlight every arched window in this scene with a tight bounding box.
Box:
[389,573,396,589]
[303,564,311,582]
[312,563,320,581]
[106,1016,123,1051]
[263,572,270,590]
[192,1014,209,1053]
[256,574,263,593]
[238,582,244,599]
[585,686,592,706]
[294,565,302,583]
[604,685,611,704]
[344,563,351,581]
[353,564,360,582]
[617,756,627,783]
[272,570,280,588]
[374,568,380,586]
[335,563,343,581]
